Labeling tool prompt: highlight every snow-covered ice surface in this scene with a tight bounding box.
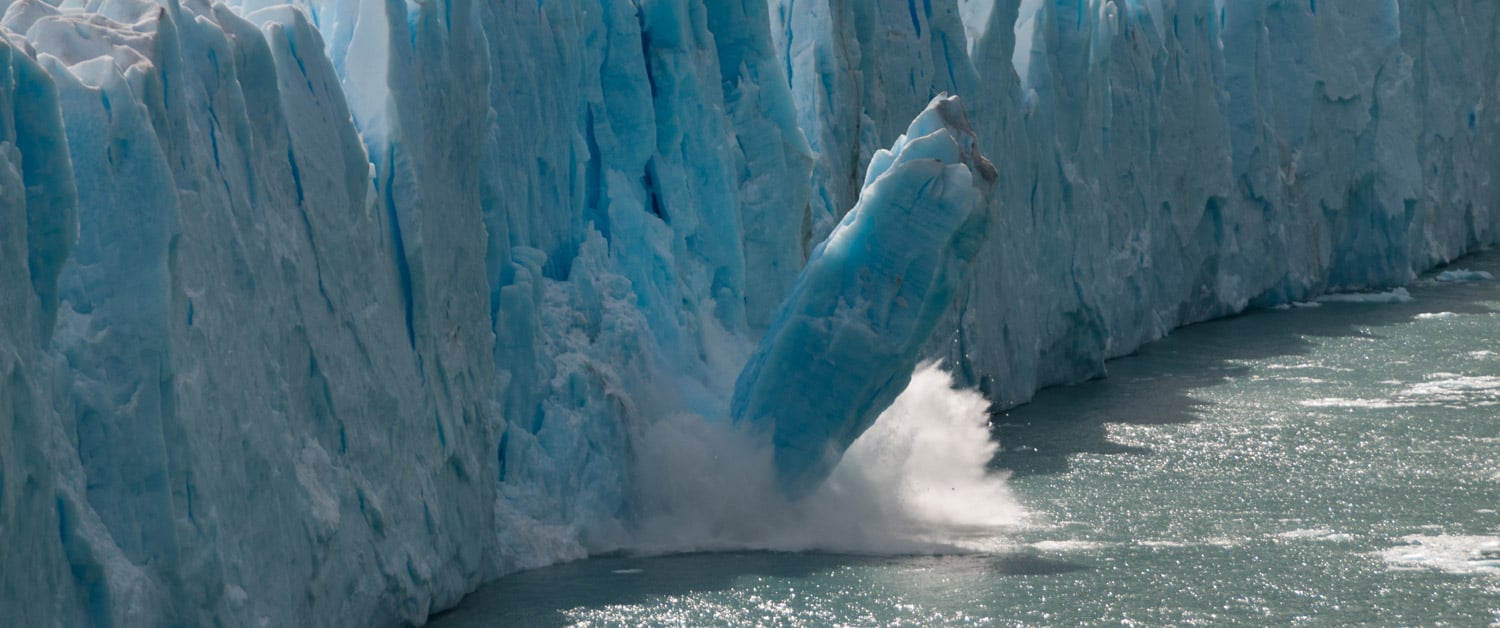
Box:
[0,0,1499,625]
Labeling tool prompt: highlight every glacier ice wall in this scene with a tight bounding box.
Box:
[5,2,499,624]
[776,0,1500,402]
[1,0,811,624]
[0,0,1497,625]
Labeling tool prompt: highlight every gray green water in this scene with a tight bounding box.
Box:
[436,251,1500,626]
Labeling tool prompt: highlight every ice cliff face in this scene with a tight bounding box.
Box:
[779,0,1500,402]
[5,2,494,624]
[1,0,809,624]
[1,0,1498,625]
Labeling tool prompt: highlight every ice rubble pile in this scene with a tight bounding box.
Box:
[0,0,1497,625]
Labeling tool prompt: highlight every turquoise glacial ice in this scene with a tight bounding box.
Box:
[733,95,996,498]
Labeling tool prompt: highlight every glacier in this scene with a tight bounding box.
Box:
[0,0,1497,625]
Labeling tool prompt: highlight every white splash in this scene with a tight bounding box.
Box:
[624,364,1025,555]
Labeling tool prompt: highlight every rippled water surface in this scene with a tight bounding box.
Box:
[436,251,1500,626]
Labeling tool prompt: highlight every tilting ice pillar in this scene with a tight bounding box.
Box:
[732,95,997,498]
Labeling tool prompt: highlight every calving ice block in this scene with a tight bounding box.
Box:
[732,94,997,499]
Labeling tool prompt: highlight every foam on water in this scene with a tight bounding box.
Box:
[1275,529,1354,543]
[1030,540,1113,552]
[1297,374,1500,410]
[1299,398,1408,409]
[1405,376,1500,402]
[624,363,1025,555]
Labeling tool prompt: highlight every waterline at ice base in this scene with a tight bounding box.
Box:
[2,0,1499,625]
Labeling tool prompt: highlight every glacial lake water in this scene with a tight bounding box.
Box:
[435,250,1500,626]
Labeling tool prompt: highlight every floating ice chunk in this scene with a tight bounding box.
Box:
[1382,535,1500,575]
[732,95,996,498]
[1436,269,1494,282]
[1315,287,1414,304]
[1271,301,1323,311]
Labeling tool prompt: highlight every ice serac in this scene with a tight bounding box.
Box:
[733,95,995,498]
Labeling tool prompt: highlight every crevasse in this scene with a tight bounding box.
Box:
[0,0,1496,625]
